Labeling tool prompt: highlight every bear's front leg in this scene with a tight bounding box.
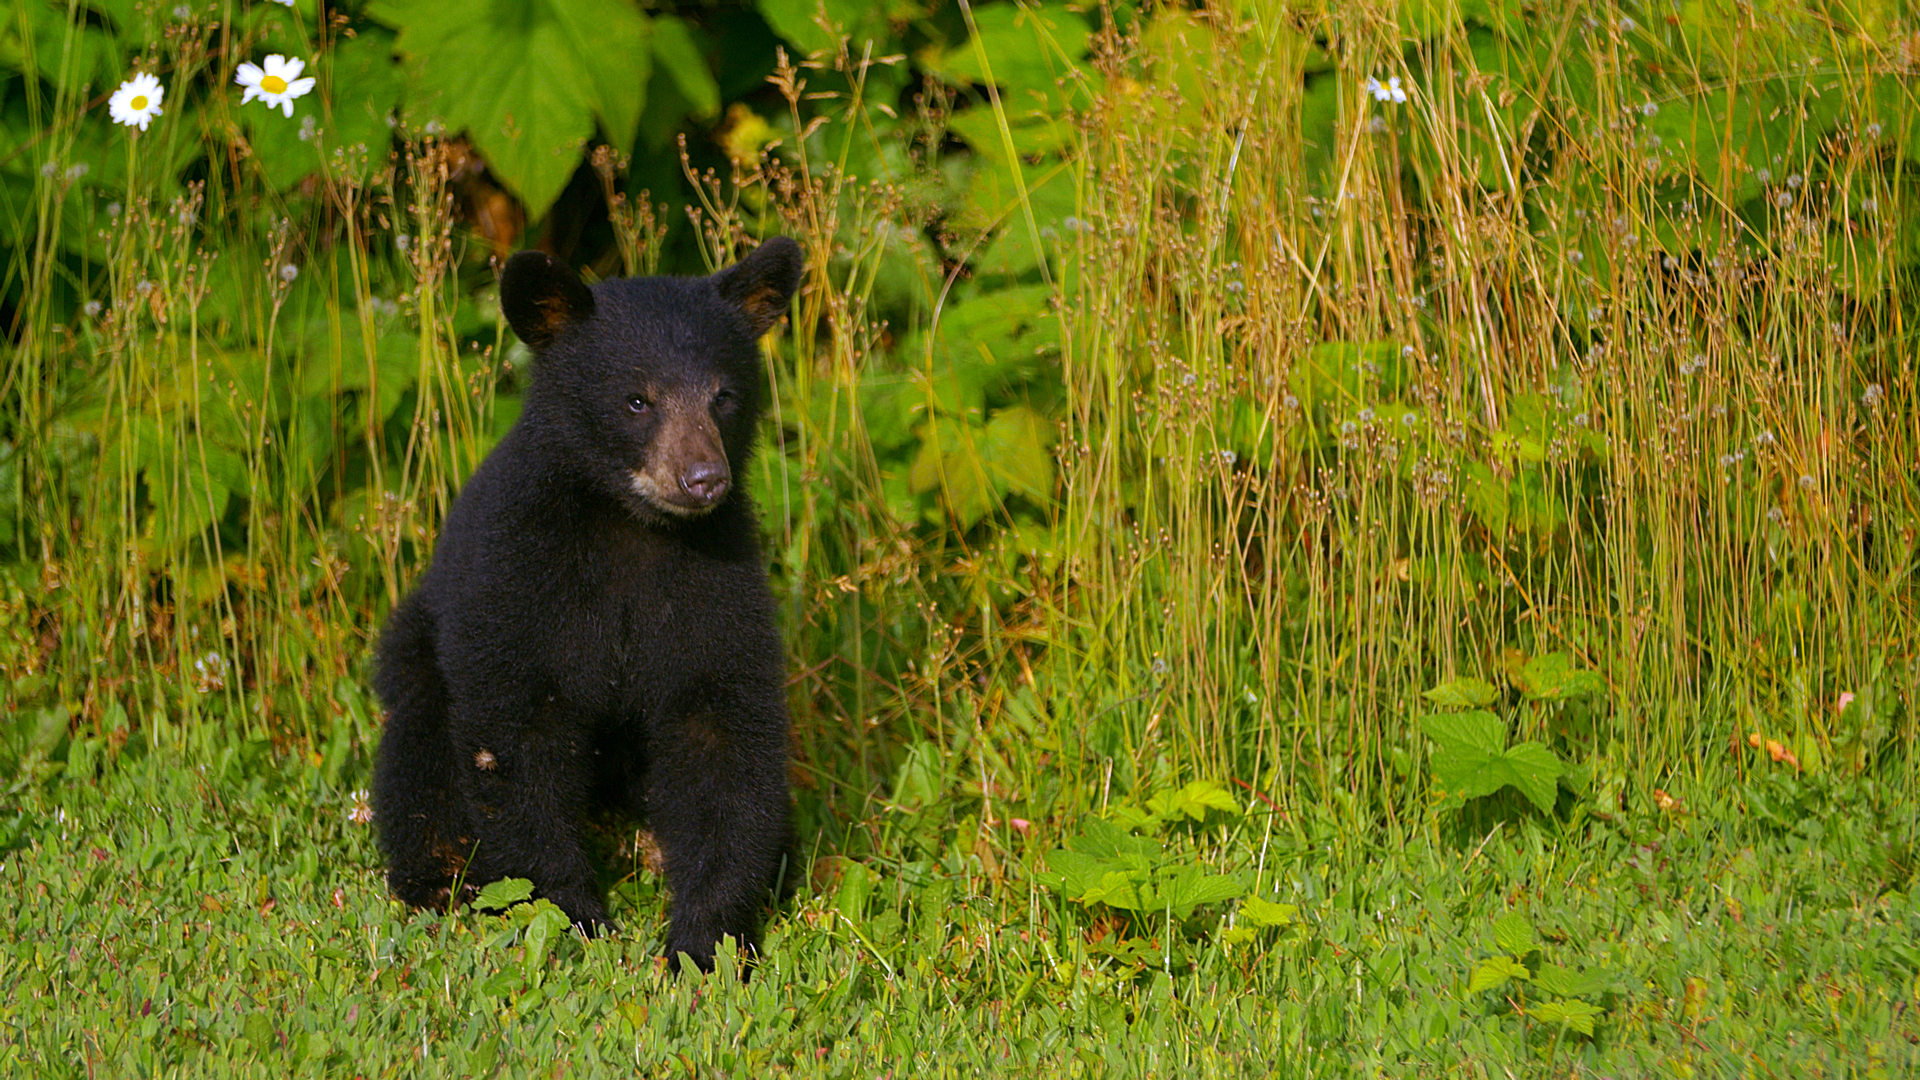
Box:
[452,698,611,934]
[646,681,791,972]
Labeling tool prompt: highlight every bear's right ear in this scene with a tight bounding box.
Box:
[712,236,804,337]
[500,251,595,351]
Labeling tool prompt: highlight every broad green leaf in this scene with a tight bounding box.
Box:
[1513,652,1606,701]
[651,15,718,120]
[1492,912,1535,955]
[961,157,1076,280]
[755,0,889,56]
[1038,849,1109,898]
[1529,998,1604,1035]
[1423,677,1499,709]
[1079,868,1148,911]
[1238,896,1297,929]
[1531,962,1611,999]
[1420,711,1506,758]
[1161,864,1244,920]
[981,404,1054,503]
[473,877,534,912]
[552,0,652,151]
[1147,780,1243,822]
[909,415,993,528]
[1423,712,1565,811]
[888,740,944,810]
[521,899,569,971]
[1497,742,1566,813]
[301,321,421,425]
[1068,817,1161,862]
[835,859,871,919]
[928,3,1092,110]
[377,0,651,218]
[1462,461,1509,539]
[1467,955,1530,994]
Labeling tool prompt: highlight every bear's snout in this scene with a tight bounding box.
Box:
[679,459,730,505]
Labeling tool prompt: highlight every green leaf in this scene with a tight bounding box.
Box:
[1467,955,1530,994]
[651,15,718,120]
[1068,817,1160,862]
[1161,865,1244,920]
[521,899,569,972]
[1512,651,1607,701]
[1529,998,1604,1035]
[888,740,944,811]
[981,404,1054,503]
[928,3,1093,111]
[1498,742,1566,813]
[1462,461,1509,539]
[473,877,534,912]
[1420,710,1506,759]
[1492,912,1535,955]
[755,0,890,56]
[1531,962,1611,999]
[1422,712,1566,812]
[377,0,651,217]
[1078,868,1149,911]
[1422,677,1499,709]
[1237,895,1296,929]
[1038,849,1109,898]
[1146,780,1244,822]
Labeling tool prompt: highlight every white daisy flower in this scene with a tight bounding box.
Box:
[108,72,165,130]
[235,54,317,117]
[1366,76,1408,104]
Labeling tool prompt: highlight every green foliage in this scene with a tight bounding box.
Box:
[1037,817,1243,922]
[1421,710,1566,813]
[0,738,1912,1074]
[5,0,1920,1067]
[373,0,654,217]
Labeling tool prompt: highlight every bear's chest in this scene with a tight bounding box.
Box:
[555,530,753,709]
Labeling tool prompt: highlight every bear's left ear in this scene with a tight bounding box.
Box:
[713,236,804,337]
[500,251,595,351]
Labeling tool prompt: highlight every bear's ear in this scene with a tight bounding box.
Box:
[500,251,595,351]
[712,236,804,337]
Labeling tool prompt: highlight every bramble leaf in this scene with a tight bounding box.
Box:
[1467,955,1530,994]
[1529,998,1604,1035]
[1422,677,1499,709]
[1492,912,1535,956]
[1238,896,1297,929]
[473,877,534,912]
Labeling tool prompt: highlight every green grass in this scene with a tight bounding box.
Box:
[1,732,1914,1076]
[5,0,1920,1075]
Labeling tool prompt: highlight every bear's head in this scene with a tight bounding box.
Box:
[500,238,804,523]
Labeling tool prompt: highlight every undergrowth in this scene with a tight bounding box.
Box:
[3,0,1918,1074]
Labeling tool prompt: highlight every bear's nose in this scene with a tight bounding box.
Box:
[679,460,730,504]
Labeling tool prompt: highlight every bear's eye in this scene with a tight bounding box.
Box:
[712,389,738,411]
[627,396,651,414]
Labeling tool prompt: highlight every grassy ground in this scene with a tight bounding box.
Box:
[5,0,1920,1075]
[2,728,1914,1076]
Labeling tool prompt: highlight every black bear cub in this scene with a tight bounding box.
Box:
[371,238,803,971]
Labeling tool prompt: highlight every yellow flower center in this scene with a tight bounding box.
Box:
[130,95,149,110]
[261,75,288,94]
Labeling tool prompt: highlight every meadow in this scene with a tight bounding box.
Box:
[2,0,1917,1075]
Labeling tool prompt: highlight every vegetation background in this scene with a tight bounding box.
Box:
[1,0,1917,1074]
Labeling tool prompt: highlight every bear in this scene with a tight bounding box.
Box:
[370,237,803,972]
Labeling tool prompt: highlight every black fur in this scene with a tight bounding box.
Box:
[372,238,803,972]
